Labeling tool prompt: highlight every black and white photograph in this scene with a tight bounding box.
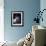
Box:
[11,11,24,27]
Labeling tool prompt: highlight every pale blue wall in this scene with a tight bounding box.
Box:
[4,0,40,42]
[40,0,46,27]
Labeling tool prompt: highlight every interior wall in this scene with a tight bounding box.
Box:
[4,0,40,42]
[0,0,4,42]
[40,0,46,27]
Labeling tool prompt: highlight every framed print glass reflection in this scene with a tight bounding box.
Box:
[11,11,24,27]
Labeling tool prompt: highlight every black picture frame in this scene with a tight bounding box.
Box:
[11,11,24,27]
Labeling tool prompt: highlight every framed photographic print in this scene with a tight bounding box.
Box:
[11,11,24,27]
